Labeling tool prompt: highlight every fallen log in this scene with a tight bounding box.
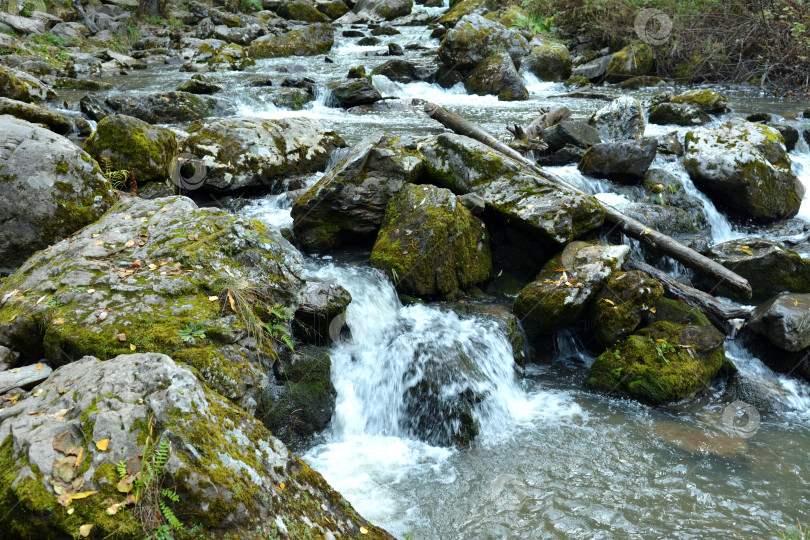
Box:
[422,102,753,300]
[627,259,751,334]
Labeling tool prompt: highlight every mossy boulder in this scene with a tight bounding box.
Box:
[370,184,491,297]
[0,115,115,275]
[642,297,711,327]
[604,42,653,82]
[0,97,71,135]
[291,132,425,252]
[248,24,334,58]
[420,133,605,245]
[700,239,810,302]
[588,96,646,142]
[578,138,657,183]
[183,117,344,192]
[175,73,222,94]
[292,281,352,345]
[83,115,177,185]
[320,0,349,19]
[586,321,728,405]
[178,38,255,72]
[464,50,528,101]
[259,345,337,447]
[277,0,331,22]
[0,65,56,103]
[438,13,529,70]
[591,270,664,347]
[520,42,572,81]
[540,119,601,151]
[683,119,804,220]
[513,241,630,340]
[0,353,392,539]
[105,91,221,124]
[371,58,437,83]
[670,89,728,114]
[648,102,710,126]
[438,0,486,27]
[0,196,306,412]
[268,87,314,110]
[352,0,413,20]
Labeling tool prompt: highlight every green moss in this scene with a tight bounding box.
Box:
[605,42,653,82]
[587,321,728,405]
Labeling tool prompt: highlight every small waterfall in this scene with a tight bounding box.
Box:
[303,262,535,444]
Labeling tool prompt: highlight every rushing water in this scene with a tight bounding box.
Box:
[75,7,810,536]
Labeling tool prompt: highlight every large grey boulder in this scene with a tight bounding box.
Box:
[0,116,115,274]
[520,42,572,81]
[514,241,630,339]
[105,91,222,124]
[0,353,391,538]
[248,24,334,58]
[328,78,383,108]
[438,14,529,70]
[0,362,52,393]
[183,117,344,192]
[571,54,612,81]
[291,132,425,251]
[578,138,657,183]
[421,133,605,245]
[0,65,56,103]
[684,119,803,220]
[0,196,305,412]
[83,114,177,184]
[649,102,710,126]
[540,119,601,151]
[589,96,646,142]
[748,293,810,352]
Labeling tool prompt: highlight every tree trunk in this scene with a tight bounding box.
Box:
[422,102,753,300]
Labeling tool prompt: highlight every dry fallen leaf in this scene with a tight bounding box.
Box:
[360,527,369,535]
[79,524,93,537]
[115,333,127,342]
[124,239,136,248]
[67,507,74,515]
[227,291,237,312]
[35,363,42,370]
[93,241,104,246]
[53,318,64,326]
[71,491,98,500]
[58,493,72,507]
[130,344,137,351]
[208,296,218,302]
[96,439,110,451]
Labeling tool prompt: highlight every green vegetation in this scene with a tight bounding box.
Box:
[517,0,810,90]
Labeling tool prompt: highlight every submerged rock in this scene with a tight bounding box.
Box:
[683,120,803,220]
[702,239,810,302]
[370,184,491,297]
[183,117,344,192]
[329,78,383,108]
[292,132,424,251]
[0,115,115,275]
[587,321,728,405]
[465,50,528,101]
[0,196,305,411]
[514,241,630,339]
[0,353,390,538]
[421,133,605,245]
[443,302,531,367]
[83,114,177,184]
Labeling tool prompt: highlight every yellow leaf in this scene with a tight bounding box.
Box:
[74,447,84,469]
[279,482,285,490]
[93,241,104,246]
[124,239,136,248]
[649,307,657,313]
[58,493,72,507]
[53,318,64,326]
[71,491,98,500]
[795,300,800,306]
[35,363,42,370]
[67,507,74,515]
[124,215,132,220]
[79,524,93,537]
[228,291,237,313]
[208,296,218,302]
[360,527,368,534]
[602,299,615,306]
[130,344,136,351]
[96,439,109,451]
[117,476,133,493]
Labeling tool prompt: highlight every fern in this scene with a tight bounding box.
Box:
[116,459,128,478]
[159,497,185,531]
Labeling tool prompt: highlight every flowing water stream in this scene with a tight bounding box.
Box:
[81,7,810,536]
